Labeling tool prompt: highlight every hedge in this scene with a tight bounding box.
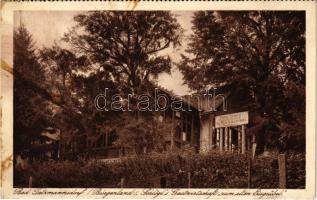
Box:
[14,151,305,188]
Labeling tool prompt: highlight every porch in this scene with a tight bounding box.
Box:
[200,111,252,154]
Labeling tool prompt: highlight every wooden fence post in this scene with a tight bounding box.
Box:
[188,172,191,188]
[28,176,33,188]
[120,177,125,188]
[278,154,287,189]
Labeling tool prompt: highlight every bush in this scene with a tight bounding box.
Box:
[251,152,305,189]
[286,153,305,189]
[252,156,279,188]
[14,152,305,188]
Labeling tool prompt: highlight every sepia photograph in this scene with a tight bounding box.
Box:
[10,10,306,189]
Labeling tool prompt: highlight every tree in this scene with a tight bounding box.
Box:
[13,24,52,154]
[179,11,305,151]
[64,11,183,97]
[39,45,122,147]
[61,11,183,152]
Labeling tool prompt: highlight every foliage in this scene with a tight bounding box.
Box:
[31,11,184,150]
[14,152,305,188]
[114,114,169,154]
[64,11,183,96]
[286,153,305,188]
[251,156,279,188]
[13,24,52,154]
[39,45,121,138]
[179,11,305,150]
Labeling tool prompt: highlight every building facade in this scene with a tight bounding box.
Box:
[58,85,263,159]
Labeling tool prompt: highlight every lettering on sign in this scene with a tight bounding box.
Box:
[215,111,248,128]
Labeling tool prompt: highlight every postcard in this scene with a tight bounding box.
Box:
[1,1,316,199]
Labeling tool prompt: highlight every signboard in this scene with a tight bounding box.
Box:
[215,111,248,128]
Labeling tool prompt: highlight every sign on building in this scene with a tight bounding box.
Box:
[215,111,249,128]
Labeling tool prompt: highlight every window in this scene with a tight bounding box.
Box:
[107,131,118,146]
[180,112,192,143]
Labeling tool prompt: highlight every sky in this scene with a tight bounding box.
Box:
[14,11,195,96]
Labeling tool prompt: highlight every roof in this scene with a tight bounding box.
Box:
[152,81,231,112]
[149,81,200,110]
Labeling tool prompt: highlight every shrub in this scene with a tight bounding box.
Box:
[252,156,279,188]
[14,151,305,188]
[286,153,305,189]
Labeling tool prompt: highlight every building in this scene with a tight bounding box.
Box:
[168,85,265,156]
[15,127,60,169]
[58,86,201,159]
[58,84,266,159]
